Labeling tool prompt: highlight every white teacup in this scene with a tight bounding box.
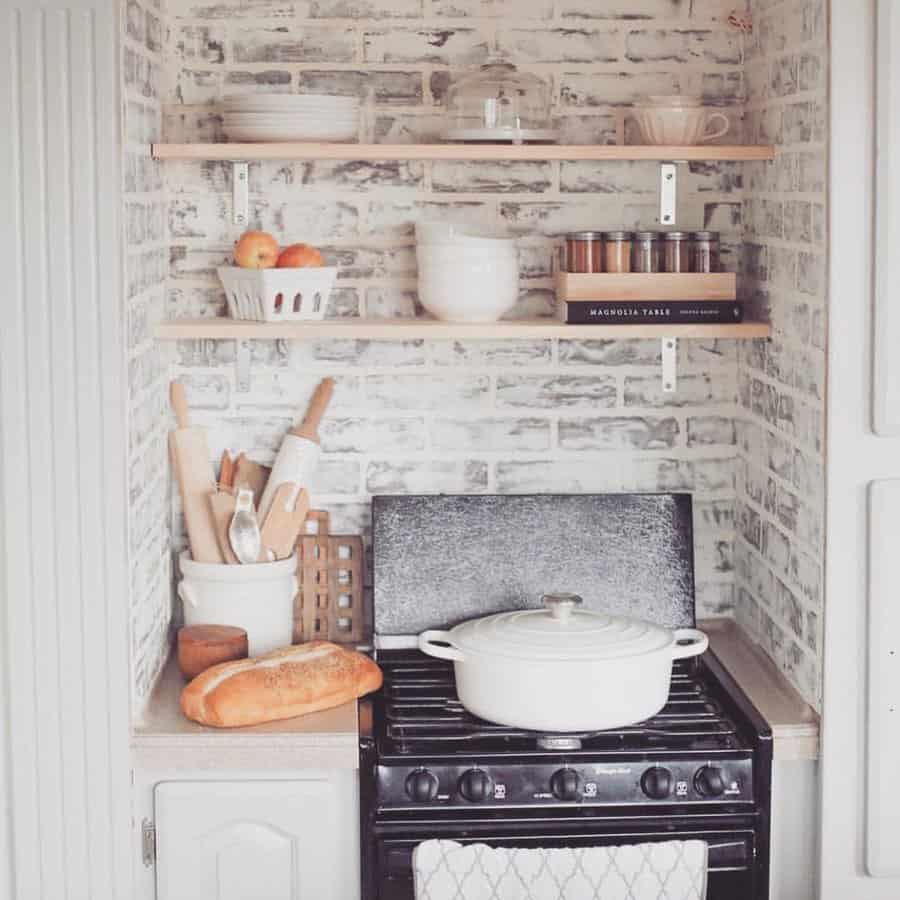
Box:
[630,106,730,145]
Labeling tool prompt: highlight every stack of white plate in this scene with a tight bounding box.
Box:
[223,93,360,143]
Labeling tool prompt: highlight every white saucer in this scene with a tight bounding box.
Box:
[441,127,559,144]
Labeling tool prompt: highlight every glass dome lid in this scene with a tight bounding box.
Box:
[443,60,557,144]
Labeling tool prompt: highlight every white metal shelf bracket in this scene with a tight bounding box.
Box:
[235,338,251,392]
[232,161,249,227]
[660,162,677,226]
[662,337,678,393]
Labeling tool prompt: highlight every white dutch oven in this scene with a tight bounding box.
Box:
[418,593,709,732]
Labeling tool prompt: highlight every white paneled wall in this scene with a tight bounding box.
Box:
[0,1,132,897]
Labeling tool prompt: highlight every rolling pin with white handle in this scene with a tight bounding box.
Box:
[257,377,334,522]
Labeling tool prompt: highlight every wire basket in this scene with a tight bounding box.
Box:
[217,266,337,322]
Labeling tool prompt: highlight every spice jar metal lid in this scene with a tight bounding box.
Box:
[565,231,604,240]
[633,230,661,240]
[690,230,719,240]
[602,230,634,241]
[662,231,690,240]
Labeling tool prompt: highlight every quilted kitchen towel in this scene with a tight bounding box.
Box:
[413,839,708,900]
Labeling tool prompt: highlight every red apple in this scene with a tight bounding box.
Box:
[276,243,325,268]
[234,231,280,269]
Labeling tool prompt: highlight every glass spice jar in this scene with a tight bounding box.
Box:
[564,231,604,273]
[662,231,691,273]
[603,231,633,273]
[632,231,662,273]
[691,231,720,273]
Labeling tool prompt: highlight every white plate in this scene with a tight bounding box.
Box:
[442,127,559,143]
[223,93,358,107]
[225,127,359,142]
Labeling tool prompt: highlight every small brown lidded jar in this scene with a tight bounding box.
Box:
[178,624,249,680]
[632,231,662,273]
[565,231,604,273]
[603,231,633,273]
[662,231,691,273]
[691,230,720,273]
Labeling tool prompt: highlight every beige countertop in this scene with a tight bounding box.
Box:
[131,655,361,771]
[132,619,820,772]
[701,617,820,761]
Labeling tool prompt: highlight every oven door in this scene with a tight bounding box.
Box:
[371,818,759,900]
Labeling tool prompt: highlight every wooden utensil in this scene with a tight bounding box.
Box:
[208,487,239,564]
[258,378,335,522]
[258,482,310,562]
[219,450,235,488]
[233,452,270,501]
[169,381,223,564]
[177,624,248,680]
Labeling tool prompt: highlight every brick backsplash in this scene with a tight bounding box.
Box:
[736,0,827,710]
[119,0,827,711]
[124,0,172,719]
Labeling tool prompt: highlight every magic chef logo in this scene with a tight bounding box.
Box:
[589,307,671,317]
[593,767,633,776]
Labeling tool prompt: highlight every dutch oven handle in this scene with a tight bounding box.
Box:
[671,628,709,660]
[419,630,465,662]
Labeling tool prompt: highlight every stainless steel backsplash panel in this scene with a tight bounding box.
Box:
[372,493,696,635]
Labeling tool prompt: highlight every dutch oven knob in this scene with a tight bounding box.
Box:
[542,593,584,624]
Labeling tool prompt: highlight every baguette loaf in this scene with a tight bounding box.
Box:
[180,641,383,728]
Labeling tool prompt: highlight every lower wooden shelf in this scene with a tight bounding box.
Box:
[154,317,771,341]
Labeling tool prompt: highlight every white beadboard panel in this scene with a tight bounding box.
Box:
[873,0,900,434]
[0,3,131,899]
[866,479,900,876]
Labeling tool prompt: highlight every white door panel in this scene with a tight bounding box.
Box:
[866,480,900,876]
[155,779,355,900]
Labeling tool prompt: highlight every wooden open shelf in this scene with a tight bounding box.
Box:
[151,143,776,162]
[153,317,771,341]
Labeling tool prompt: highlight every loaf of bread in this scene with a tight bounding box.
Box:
[180,641,383,728]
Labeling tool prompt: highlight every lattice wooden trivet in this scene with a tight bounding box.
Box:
[294,510,365,644]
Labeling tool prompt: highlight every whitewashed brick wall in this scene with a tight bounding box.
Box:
[124,0,173,716]
[161,1,751,643]
[736,0,826,710]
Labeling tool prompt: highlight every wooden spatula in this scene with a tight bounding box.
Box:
[209,487,239,564]
[169,381,223,563]
[234,452,270,502]
[259,483,310,562]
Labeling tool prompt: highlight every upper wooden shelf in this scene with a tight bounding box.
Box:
[154,317,772,341]
[151,143,776,162]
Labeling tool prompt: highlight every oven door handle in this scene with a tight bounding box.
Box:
[419,630,465,662]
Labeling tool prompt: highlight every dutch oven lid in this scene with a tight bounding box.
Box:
[448,593,675,661]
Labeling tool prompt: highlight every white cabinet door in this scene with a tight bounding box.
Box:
[155,779,358,900]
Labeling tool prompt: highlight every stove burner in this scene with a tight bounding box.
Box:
[536,735,582,751]
[376,650,744,757]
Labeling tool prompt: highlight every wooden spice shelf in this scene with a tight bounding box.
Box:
[154,317,771,341]
[151,143,776,162]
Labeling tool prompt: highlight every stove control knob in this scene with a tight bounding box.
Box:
[694,766,726,798]
[405,770,439,803]
[640,767,673,800]
[550,768,582,801]
[459,769,493,803]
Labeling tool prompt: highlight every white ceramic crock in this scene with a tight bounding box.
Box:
[178,551,297,656]
[418,593,709,732]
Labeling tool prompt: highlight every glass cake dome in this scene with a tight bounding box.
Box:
[442,60,556,144]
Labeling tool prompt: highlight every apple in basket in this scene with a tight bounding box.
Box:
[233,230,279,269]
[276,243,325,268]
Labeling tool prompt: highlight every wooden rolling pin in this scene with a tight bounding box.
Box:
[257,378,334,522]
[169,381,223,563]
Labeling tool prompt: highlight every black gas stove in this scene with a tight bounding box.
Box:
[361,494,773,900]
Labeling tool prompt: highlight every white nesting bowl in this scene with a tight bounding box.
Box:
[415,222,518,250]
[417,256,519,323]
